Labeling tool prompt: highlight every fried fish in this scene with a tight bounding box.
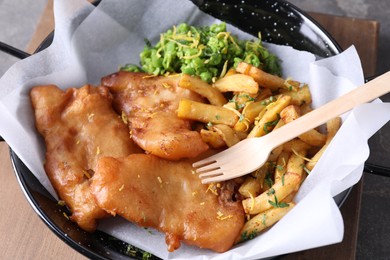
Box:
[101,71,209,160]
[30,84,141,231]
[90,153,245,252]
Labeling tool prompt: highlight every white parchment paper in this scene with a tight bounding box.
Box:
[1,0,390,259]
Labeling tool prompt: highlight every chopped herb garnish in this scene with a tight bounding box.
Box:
[237,103,245,110]
[264,171,274,188]
[262,214,267,226]
[260,95,277,106]
[240,230,258,242]
[263,114,280,133]
[238,93,256,102]
[267,188,275,196]
[268,194,289,208]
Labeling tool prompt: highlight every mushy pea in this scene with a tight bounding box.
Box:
[120,22,281,83]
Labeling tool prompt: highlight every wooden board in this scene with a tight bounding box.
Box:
[309,12,379,77]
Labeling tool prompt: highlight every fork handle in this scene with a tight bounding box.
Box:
[264,71,390,148]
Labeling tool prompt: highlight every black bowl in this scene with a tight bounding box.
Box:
[9,0,347,259]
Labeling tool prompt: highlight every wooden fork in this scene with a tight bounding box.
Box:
[193,71,390,184]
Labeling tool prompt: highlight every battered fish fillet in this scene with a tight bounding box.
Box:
[101,71,209,160]
[90,154,245,253]
[30,84,141,231]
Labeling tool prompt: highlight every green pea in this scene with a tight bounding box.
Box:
[177,23,189,33]
[191,57,204,68]
[233,57,243,68]
[132,22,281,83]
[200,71,212,82]
[151,50,162,68]
[184,48,198,57]
[244,53,261,68]
[210,23,226,33]
[181,66,195,75]
[208,53,222,65]
[207,37,220,52]
[209,67,218,77]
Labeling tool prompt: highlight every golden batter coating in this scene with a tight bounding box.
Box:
[30,84,141,231]
[90,153,245,252]
[101,71,209,160]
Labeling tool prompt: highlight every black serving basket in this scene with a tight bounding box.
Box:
[0,0,388,259]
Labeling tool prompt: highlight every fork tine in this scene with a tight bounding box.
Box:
[192,158,217,168]
[198,168,223,178]
[200,175,226,184]
[193,138,253,168]
[195,162,220,174]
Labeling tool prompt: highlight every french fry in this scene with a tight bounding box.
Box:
[212,124,240,147]
[326,116,342,138]
[235,130,248,140]
[242,96,279,124]
[177,99,238,126]
[237,202,295,243]
[242,171,301,215]
[266,120,287,161]
[224,68,237,77]
[231,92,258,109]
[300,102,313,115]
[239,176,262,199]
[248,95,291,138]
[239,162,273,197]
[213,74,259,94]
[236,62,286,90]
[281,105,326,147]
[284,78,301,91]
[282,139,312,152]
[200,129,225,148]
[274,151,291,183]
[280,105,301,123]
[273,117,285,130]
[306,117,341,171]
[233,99,269,132]
[254,162,273,192]
[175,62,343,242]
[256,88,273,101]
[268,145,283,162]
[178,74,227,106]
[286,149,308,191]
[282,84,312,106]
[234,96,277,132]
[243,148,306,215]
[298,128,327,147]
[281,191,297,203]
